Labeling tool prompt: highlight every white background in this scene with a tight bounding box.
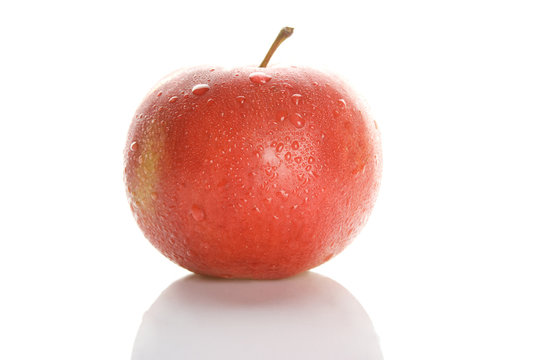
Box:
[1,0,539,359]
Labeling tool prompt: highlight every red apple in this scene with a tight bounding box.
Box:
[124,28,382,279]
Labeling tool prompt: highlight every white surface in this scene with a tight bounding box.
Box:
[1,1,539,359]
[132,273,382,360]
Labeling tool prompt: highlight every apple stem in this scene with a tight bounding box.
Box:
[259,27,294,68]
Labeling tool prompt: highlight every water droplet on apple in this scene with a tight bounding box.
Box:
[308,156,315,164]
[249,72,272,84]
[168,96,178,103]
[285,152,292,161]
[294,156,302,164]
[276,110,287,122]
[288,113,305,128]
[191,205,205,221]
[276,143,284,152]
[130,141,139,151]
[338,99,347,108]
[192,84,210,95]
[291,94,302,105]
[157,91,162,97]
[291,141,300,150]
[235,96,246,105]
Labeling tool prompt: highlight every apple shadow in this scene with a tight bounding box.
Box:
[131,272,383,360]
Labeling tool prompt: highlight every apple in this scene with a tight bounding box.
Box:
[124,27,382,279]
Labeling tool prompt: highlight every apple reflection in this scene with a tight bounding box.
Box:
[132,272,383,359]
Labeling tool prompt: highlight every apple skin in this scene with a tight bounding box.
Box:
[124,66,381,279]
